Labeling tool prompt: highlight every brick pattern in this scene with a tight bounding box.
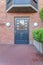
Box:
[0,0,43,44]
[0,45,43,65]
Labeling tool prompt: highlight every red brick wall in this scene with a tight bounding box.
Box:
[0,0,43,44]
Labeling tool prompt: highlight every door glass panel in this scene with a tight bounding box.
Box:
[17,27,19,30]
[16,24,19,30]
[17,22,19,24]
[16,20,19,24]
[17,25,19,27]
[25,20,28,25]
[17,23,19,24]
[25,27,27,30]
[19,20,25,30]
[16,18,28,30]
[25,23,27,24]
[20,20,24,25]
[25,24,27,27]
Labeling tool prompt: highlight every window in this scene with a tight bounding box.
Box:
[33,0,37,3]
[7,0,12,4]
[16,19,28,30]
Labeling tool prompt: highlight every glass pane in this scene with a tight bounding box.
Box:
[14,0,29,4]
[25,27,27,30]
[17,27,19,30]
[25,22,27,24]
[17,20,19,24]
[25,20,28,24]
[20,20,24,25]
[17,25,19,27]
[17,22,19,24]
[19,20,25,30]
[25,25,27,27]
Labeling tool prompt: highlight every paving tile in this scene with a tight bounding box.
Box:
[0,44,43,65]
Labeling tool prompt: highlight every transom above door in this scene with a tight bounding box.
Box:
[15,17,29,44]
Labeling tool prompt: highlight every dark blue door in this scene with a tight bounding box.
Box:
[15,17,29,44]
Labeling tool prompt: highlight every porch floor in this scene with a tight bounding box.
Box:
[0,44,43,65]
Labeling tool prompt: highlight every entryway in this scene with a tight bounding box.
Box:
[14,17,29,44]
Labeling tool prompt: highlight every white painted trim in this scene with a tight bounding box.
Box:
[6,4,38,12]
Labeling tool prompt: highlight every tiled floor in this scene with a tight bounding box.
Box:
[0,44,43,65]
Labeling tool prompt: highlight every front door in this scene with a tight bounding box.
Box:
[15,17,29,44]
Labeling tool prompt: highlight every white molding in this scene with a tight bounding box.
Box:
[6,4,38,12]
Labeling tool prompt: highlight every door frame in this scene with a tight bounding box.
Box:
[14,16,30,44]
